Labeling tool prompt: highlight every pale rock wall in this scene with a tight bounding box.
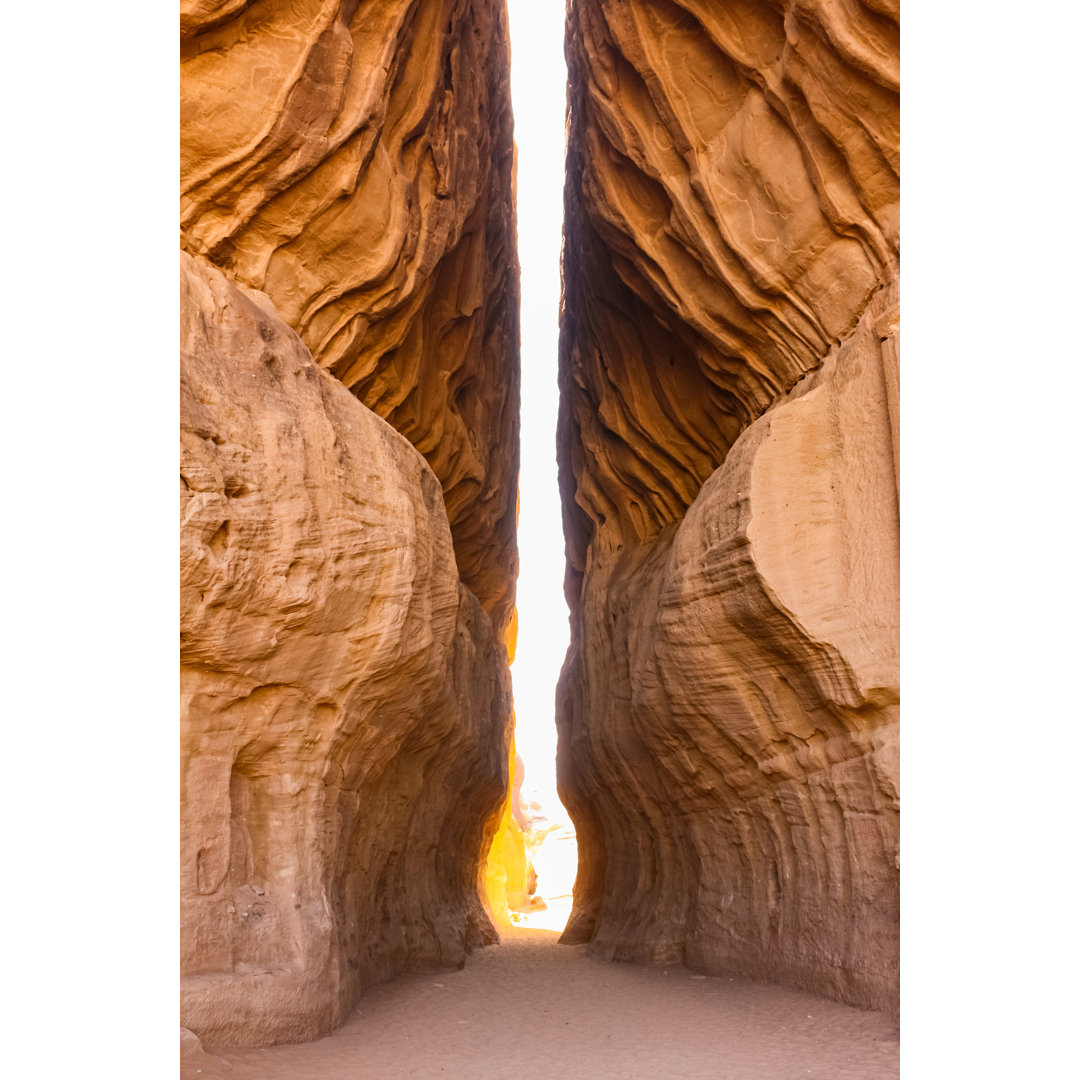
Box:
[181,254,512,1046]
[558,0,899,1011]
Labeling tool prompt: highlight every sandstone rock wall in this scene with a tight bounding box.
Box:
[180,0,519,1047]
[181,254,511,1046]
[557,0,899,1011]
[181,0,520,635]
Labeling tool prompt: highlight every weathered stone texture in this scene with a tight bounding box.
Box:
[181,0,520,634]
[180,253,510,1046]
[558,0,899,1011]
[180,0,520,1047]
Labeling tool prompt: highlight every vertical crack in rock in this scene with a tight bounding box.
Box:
[180,0,520,1047]
[557,0,899,1012]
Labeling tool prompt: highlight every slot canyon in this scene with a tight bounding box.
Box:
[179,0,899,1074]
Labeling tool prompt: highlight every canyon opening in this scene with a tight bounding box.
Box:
[180,0,899,1075]
[488,1,578,936]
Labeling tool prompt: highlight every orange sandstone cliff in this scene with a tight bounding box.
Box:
[556,0,899,1011]
[180,0,520,1046]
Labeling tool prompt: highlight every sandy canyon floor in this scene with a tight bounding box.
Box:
[182,927,899,1079]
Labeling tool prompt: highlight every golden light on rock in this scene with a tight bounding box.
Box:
[179,0,900,1057]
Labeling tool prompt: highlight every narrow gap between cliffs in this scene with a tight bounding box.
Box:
[486,2,577,935]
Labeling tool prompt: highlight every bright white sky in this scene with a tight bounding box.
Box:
[505,3,572,830]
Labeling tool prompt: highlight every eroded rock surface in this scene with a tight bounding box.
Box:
[181,253,511,1046]
[180,0,521,1047]
[557,0,899,1011]
[180,0,520,635]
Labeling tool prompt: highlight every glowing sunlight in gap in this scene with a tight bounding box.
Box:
[504,1,576,932]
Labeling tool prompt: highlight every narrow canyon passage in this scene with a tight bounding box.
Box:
[184,928,899,1080]
[487,0,578,937]
[179,0,899,1068]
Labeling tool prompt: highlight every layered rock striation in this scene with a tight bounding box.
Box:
[180,0,519,1047]
[557,0,899,1011]
[181,0,520,634]
[181,254,511,1046]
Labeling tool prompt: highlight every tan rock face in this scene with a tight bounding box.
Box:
[180,253,511,1046]
[558,0,899,1010]
[181,0,520,635]
[180,0,521,1045]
